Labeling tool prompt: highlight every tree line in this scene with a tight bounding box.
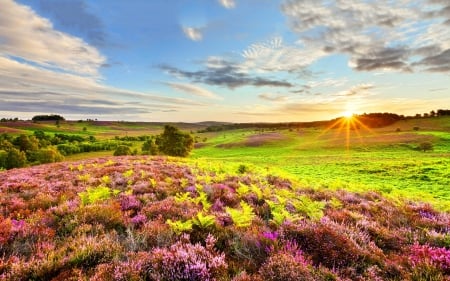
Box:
[0,125,194,170]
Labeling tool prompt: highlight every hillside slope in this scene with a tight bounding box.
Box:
[0,156,449,280]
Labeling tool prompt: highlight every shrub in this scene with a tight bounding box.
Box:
[28,148,64,164]
[141,138,159,155]
[147,234,227,280]
[114,145,132,156]
[418,141,433,152]
[6,148,27,169]
[259,251,314,281]
[156,125,194,157]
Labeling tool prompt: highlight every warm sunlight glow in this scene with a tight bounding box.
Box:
[343,111,353,118]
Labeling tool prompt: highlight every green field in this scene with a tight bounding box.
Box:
[191,117,450,210]
[2,117,450,210]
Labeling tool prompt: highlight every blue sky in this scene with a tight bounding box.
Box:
[0,0,449,122]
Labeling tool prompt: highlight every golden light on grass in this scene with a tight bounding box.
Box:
[315,110,375,151]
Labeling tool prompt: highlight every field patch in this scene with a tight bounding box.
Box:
[0,156,448,280]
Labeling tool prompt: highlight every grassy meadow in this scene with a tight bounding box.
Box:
[1,116,449,280]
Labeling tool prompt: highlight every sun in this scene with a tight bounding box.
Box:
[342,111,354,118]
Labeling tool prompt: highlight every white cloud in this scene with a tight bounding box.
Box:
[0,0,105,76]
[182,26,203,41]
[241,37,325,73]
[166,82,222,100]
[218,0,235,9]
[0,1,209,119]
[280,0,450,73]
[258,93,287,102]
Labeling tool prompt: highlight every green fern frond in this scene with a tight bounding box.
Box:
[192,212,216,228]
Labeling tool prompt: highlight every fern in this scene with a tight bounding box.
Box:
[123,169,134,178]
[192,212,216,228]
[78,185,112,205]
[175,192,191,203]
[236,182,250,197]
[329,197,343,209]
[77,173,91,183]
[226,201,255,228]
[166,219,193,234]
[193,191,211,211]
[101,175,111,185]
[250,184,263,200]
[291,196,325,221]
[267,200,290,226]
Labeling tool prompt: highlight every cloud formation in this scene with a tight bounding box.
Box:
[0,0,207,119]
[218,0,236,9]
[280,0,450,73]
[242,37,325,73]
[159,60,293,89]
[182,26,203,41]
[165,82,222,99]
[0,0,105,76]
[258,93,288,102]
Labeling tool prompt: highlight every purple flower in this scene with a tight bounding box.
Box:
[131,214,146,226]
[120,195,141,211]
[262,231,279,241]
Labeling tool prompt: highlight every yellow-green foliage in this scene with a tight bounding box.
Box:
[77,173,91,183]
[226,201,255,228]
[329,197,343,209]
[166,219,193,234]
[192,211,216,228]
[123,169,134,178]
[267,200,294,226]
[236,182,250,197]
[78,186,118,205]
[292,195,325,221]
[101,175,111,186]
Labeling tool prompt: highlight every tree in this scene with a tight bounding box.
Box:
[114,145,132,156]
[418,142,433,152]
[28,148,64,164]
[155,125,194,157]
[13,135,39,152]
[6,148,27,169]
[141,137,159,155]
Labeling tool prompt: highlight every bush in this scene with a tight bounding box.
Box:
[156,125,194,157]
[418,141,433,152]
[259,252,314,281]
[0,150,6,169]
[6,148,27,169]
[114,145,132,156]
[142,138,159,155]
[28,148,64,164]
[147,234,227,280]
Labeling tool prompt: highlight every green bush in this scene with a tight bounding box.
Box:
[114,145,132,156]
[0,150,6,169]
[418,141,433,152]
[155,125,194,157]
[30,148,64,164]
[142,138,159,155]
[6,148,27,169]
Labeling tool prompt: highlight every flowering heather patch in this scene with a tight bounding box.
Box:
[0,156,449,280]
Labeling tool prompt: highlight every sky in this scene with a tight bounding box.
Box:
[0,0,449,122]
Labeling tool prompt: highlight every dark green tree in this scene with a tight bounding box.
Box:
[142,137,159,155]
[28,148,64,164]
[155,125,194,157]
[418,142,433,152]
[13,135,39,152]
[114,145,132,156]
[6,148,27,169]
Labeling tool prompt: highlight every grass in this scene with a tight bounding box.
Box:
[192,117,450,210]
[2,117,449,210]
